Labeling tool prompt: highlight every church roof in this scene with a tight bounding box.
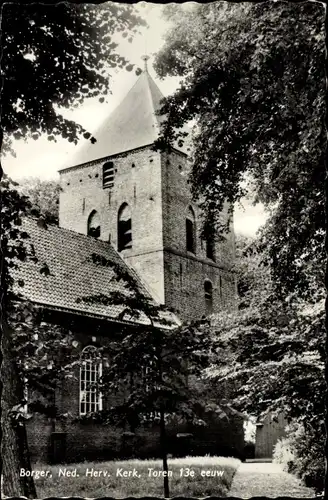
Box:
[12,217,178,328]
[67,68,189,168]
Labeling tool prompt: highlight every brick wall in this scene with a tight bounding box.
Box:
[59,147,166,303]
[59,145,237,321]
[160,151,236,321]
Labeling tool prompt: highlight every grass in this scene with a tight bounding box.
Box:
[33,456,241,498]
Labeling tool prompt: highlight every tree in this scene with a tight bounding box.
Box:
[80,254,215,498]
[1,176,38,498]
[1,3,145,496]
[205,236,325,491]
[17,177,61,224]
[1,2,146,156]
[154,1,326,299]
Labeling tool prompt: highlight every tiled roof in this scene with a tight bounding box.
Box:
[12,217,176,327]
[66,69,190,168]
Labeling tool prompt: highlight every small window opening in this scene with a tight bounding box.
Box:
[118,203,132,251]
[204,280,213,316]
[87,210,100,238]
[103,161,115,189]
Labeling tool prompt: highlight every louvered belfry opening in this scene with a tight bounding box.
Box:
[103,161,115,189]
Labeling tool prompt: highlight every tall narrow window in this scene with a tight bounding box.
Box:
[80,346,102,416]
[204,280,213,316]
[103,161,115,189]
[117,203,132,251]
[87,210,101,238]
[186,206,196,253]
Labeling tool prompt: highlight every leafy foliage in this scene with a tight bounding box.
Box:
[1,2,145,154]
[1,175,79,417]
[80,253,215,428]
[17,177,61,224]
[1,175,31,300]
[206,233,325,490]
[1,5,145,495]
[79,254,217,497]
[10,301,80,418]
[273,421,325,493]
[209,299,325,425]
[207,236,325,423]
[154,1,325,297]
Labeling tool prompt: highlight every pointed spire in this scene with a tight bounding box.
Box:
[141,55,150,72]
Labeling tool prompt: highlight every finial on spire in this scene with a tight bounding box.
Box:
[141,55,150,72]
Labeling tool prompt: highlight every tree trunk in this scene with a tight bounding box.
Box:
[160,408,170,498]
[1,321,37,498]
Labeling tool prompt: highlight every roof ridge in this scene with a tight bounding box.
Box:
[146,71,164,138]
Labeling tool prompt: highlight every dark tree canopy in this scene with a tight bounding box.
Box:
[1,2,146,155]
[154,1,326,299]
[0,4,146,496]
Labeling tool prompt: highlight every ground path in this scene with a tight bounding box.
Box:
[229,460,316,498]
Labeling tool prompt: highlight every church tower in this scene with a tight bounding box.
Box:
[59,58,236,321]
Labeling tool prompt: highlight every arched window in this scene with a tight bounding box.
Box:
[80,346,102,415]
[186,206,196,253]
[204,280,213,316]
[87,210,101,238]
[117,203,132,252]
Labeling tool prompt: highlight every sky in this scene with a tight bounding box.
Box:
[2,2,267,237]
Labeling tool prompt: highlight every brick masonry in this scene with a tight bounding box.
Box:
[59,146,237,321]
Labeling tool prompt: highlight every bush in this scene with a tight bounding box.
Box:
[273,421,325,494]
[273,437,296,472]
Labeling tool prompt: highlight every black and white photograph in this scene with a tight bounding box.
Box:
[1,1,326,498]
